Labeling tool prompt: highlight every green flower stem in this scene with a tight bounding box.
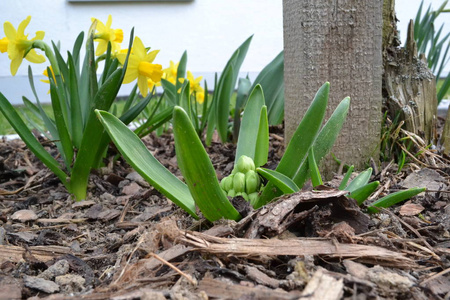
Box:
[31,40,61,77]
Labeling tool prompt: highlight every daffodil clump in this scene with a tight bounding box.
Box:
[220,155,263,206]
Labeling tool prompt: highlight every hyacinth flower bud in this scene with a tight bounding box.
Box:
[220,175,234,192]
[248,192,259,205]
[245,170,260,194]
[227,189,236,197]
[223,174,234,191]
[236,155,255,174]
[233,172,246,193]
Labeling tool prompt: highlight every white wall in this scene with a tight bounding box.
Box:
[0,0,448,105]
[0,0,283,104]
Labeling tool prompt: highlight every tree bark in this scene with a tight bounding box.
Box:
[382,7,437,145]
[283,0,383,176]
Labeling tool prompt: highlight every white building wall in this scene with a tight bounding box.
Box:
[0,0,448,104]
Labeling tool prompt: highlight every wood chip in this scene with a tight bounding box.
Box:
[177,230,415,268]
[399,203,425,216]
[10,209,38,222]
[0,245,71,264]
[301,269,343,300]
[198,277,302,300]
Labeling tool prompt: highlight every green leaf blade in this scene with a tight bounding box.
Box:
[173,106,240,222]
[235,85,265,165]
[96,109,198,218]
[256,168,299,195]
[0,93,68,187]
[254,82,330,208]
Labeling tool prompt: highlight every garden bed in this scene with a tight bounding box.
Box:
[0,126,449,300]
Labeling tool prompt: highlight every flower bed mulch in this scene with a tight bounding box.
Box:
[0,127,449,300]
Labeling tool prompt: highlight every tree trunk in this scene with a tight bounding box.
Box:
[283,0,383,175]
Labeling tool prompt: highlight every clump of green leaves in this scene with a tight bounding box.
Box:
[97,81,425,221]
[414,0,450,103]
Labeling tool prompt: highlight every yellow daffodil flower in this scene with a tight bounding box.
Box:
[117,36,163,97]
[162,60,179,84]
[40,66,56,84]
[180,71,205,104]
[40,66,59,93]
[92,15,123,56]
[147,78,161,94]
[2,16,46,76]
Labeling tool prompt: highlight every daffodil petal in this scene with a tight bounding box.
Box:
[116,53,127,65]
[138,75,149,97]
[32,31,45,41]
[123,68,138,83]
[106,15,112,28]
[132,36,146,59]
[17,16,31,37]
[145,49,159,63]
[4,22,17,40]
[95,40,108,56]
[10,57,22,76]
[7,42,19,60]
[25,49,46,63]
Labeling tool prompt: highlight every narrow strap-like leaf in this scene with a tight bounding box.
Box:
[175,51,188,105]
[254,105,269,168]
[308,147,323,187]
[235,85,265,164]
[232,77,252,142]
[338,165,354,190]
[48,70,74,169]
[367,187,426,213]
[254,82,329,208]
[216,63,235,142]
[349,181,380,206]
[67,53,83,149]
[173,106,241,221]
[345,168,373,193]
[250,51,284,125]
[0,93,68,187]
[256,167,299,194]
[294,97,350,188]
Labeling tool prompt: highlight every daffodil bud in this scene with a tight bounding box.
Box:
[233,172,246,193]
[236,155,255,174]
[245,170,260,194]
[248,192,259,205]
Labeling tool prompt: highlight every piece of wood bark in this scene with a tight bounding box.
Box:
[177,230,414,269]
[238,188,370,239]
[301,268,344,300]
[0,245,71,264]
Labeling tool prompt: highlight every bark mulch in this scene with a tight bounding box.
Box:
[0,127,449,300]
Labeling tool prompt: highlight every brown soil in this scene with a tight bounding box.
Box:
[0,125,449,300]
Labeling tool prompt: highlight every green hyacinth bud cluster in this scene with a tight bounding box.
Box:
[220,155,263,205]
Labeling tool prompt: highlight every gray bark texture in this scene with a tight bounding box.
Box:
[283,0,383,175]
